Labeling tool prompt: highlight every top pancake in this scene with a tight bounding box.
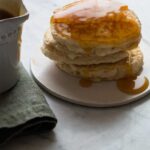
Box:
[51,0,141,55]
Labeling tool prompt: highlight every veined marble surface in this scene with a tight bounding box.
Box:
[1,0,150,149]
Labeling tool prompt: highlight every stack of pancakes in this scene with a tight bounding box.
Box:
[42,0,143,81]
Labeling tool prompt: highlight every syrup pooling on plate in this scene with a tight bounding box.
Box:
[51,0,140,50]
[117,76,149,95]
[79,78,93,88]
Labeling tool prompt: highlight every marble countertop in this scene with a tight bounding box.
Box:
[2,0,150,149]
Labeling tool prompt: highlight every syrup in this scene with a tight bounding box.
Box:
[80,78,93,88]
[0,9,14,20]
[51,0,128,43]
[53,0,126,22]
[117,76,149,95]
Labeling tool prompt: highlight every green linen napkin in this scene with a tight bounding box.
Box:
[0,63,57,145]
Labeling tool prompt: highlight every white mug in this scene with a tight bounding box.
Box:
[0,0,29,94]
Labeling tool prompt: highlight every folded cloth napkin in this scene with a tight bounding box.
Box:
[0,63,57,145]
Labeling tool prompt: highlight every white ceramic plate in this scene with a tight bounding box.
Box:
[30,40,150,107]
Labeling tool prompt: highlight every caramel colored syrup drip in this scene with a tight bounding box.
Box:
[79,78,93,88]
[51,0,129,51]
[117,77,149,95]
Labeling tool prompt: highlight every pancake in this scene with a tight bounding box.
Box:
[41,0,143,82]
[56,47,143,81]
[51,0,141,56]
[42,30,128,65]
